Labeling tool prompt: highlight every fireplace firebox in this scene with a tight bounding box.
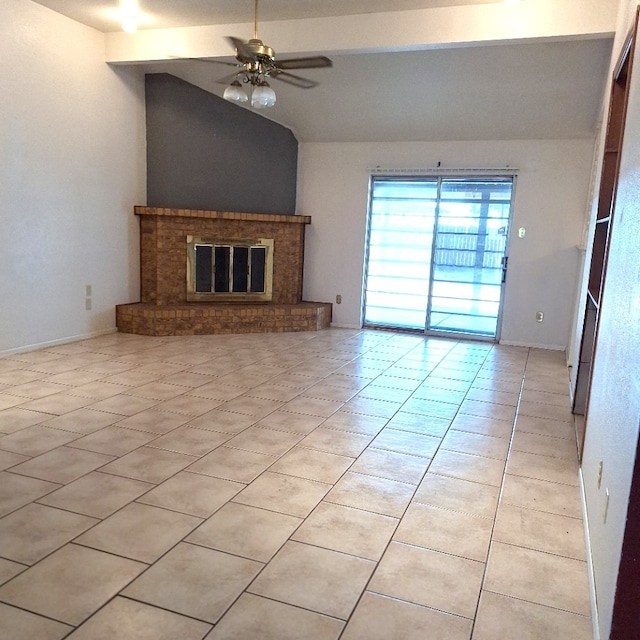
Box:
[187,236,274,302]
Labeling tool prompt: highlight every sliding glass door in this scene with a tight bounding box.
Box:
[363,176,514,339]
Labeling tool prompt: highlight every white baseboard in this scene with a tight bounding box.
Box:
[579,466,600,640]
[0,328,118,358]
[499,340,566,351]
[330,322,362,330]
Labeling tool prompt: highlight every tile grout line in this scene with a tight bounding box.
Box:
[466,344,530,639]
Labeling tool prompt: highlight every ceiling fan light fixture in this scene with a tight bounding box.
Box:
[223,80,249,103]
[251,82,276,109]
[120,0,139,33]
[213,0,330,106]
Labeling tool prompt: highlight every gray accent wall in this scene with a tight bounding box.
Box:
[146,73,298,214]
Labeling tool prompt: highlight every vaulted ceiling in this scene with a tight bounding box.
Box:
[32,0,617,142]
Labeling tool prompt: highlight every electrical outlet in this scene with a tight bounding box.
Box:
[85,284,92,297]
[518,227,526,238]
[85,298,92,311]
[335,295,342,304]
[535,311,544,322]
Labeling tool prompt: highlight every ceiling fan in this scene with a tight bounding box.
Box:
[217,0,333,108]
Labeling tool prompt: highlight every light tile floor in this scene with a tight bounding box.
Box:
[0,329,593,639]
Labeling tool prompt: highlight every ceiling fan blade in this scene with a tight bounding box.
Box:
[275,56,333,70]
[168,55,239,68]
[226,36,256,63]
[271,70,319,89]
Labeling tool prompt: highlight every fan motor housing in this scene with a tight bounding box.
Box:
[247,39,275,61]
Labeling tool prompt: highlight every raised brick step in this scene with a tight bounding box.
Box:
[116,302,332,336]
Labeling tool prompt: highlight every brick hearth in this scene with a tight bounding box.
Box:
[117,207,332,336]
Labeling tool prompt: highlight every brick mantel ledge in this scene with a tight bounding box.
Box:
[134,206,311,225]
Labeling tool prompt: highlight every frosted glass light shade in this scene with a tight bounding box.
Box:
[251,84,276,108]
[223,81,249,103]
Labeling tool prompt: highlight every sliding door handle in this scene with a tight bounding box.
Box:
[501,256,509,283]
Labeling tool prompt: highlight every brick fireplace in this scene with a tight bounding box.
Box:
[116,207,332,336]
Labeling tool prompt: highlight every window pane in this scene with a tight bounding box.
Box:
[195,246,213,293]
[232,247,249,292]
[428,178,512,336]
[364,178,437,330]
[250,247,266,293]
[214,246,230,292]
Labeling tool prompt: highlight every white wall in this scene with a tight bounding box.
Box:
[299,139,594,350]
[578,1,640,637]
[0,0,146,355]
